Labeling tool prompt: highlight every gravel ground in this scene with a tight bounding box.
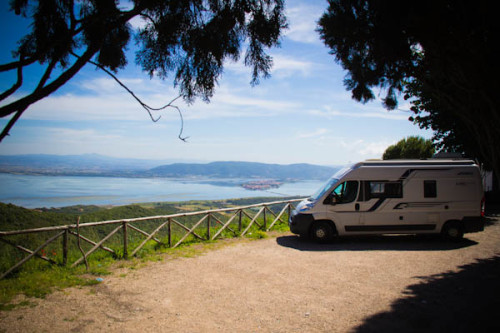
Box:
[1,216,500,332]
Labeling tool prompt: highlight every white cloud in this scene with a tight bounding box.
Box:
[358,141,392,157]
[394,100,415,114]
[336,138,393,159]
[0,127,127,156]
[342,138,395,157]
[284,3,325,44]
[45,127,123,142]
[225,53,316,80]
[297,128,328,139]
[79,77,146,94]
[212,86,296,110]
[339,138,364,148]
[22,92,156,121]
[15,75,299,123]
[309,104,409,120]
[271,55,315,77]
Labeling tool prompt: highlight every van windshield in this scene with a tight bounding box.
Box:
[310,177,339,201]
[309,166,353,201]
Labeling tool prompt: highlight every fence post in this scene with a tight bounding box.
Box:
[238,210,242,232]
[207,213,211,240]
[122,222,128,260]
[168,218,172,248]
[62,228,68,265]
[263,206,267,230]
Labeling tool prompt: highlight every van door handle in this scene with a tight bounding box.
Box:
[355,203,360,211]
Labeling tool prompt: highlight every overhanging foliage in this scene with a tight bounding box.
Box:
[0,0,287,141]
[318,0,500,186]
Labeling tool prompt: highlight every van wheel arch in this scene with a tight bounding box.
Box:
[441,220,464,241]
[309,220,337,243]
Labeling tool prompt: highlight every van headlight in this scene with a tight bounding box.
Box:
[299,202,315,212]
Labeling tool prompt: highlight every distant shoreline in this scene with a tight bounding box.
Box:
[0,173,323,209]
[0,169,156,178]
[0,171,299,185]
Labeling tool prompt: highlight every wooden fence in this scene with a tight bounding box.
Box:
[0,199,303,279]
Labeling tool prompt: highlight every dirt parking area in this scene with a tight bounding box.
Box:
[2,216,500,332]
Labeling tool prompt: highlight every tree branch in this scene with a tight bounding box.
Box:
[0,4,146,142]
[0,57,37,72]
[0,54,24,102]
[36,58,57,91]
[0,108,27,142]
[0,45,99,119]
[83,55,189,142]
[0,45,100,142]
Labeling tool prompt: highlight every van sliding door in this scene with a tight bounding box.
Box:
[349,181,405,233]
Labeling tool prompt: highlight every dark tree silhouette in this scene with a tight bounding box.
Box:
[0,0,287,141]
[318,0,500,187]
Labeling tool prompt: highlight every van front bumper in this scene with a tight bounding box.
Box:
[289,211,314,236]
[462,216,485,233]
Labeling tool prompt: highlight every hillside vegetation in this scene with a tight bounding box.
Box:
[0,196,290,230]
[0,197,296,307]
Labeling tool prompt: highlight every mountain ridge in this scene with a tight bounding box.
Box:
[147,161,338,180]
[0,154,340,180]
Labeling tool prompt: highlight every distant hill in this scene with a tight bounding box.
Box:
[0,153,171,170]
[147,161,339,180]
[0,154,185,175]
[0,154,340,180]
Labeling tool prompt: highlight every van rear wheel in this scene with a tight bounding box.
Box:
[310,221,334,243]
[442,221,464,241]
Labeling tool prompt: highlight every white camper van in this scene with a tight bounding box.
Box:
[289,160,485,242]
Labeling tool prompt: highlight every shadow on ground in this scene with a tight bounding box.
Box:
[276,235,478,252]
[353,255,500,332]
[278,216,498,252]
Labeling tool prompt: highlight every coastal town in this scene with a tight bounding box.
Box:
[241,180,283,191]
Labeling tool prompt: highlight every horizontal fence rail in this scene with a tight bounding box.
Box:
[0,199,304,279]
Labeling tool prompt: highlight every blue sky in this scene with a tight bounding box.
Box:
[0,0,432,166]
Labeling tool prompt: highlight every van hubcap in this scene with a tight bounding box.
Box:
[448,228,459,238]
[315,229,326,239]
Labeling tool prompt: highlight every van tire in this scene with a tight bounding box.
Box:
[310,221,335,243]
[441,221,464,241]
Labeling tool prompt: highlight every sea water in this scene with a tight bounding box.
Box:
[0,173,323,208]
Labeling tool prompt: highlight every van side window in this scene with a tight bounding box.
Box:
[331,181,359,204]
[424,180,437,198]
[367,181,402,199]
[370,182,385,195]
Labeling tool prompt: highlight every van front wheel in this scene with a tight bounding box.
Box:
[310,221,334,243]
[442,221,464,241]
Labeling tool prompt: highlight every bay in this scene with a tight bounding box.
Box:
[0,173,323,208]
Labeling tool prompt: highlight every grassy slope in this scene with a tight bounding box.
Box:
[0,197,293,308]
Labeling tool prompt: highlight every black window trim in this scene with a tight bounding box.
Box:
[329,180,359,204]
[363,180,403,200]
[424,180,437,198]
